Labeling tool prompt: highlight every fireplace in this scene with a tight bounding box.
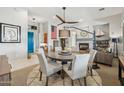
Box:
[79,43,89,51]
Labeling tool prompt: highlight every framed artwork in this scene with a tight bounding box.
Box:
[51,26,57,39]
[0,23,21,43]
[93,23,109,40]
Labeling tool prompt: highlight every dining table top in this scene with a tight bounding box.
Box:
[46,51,75,61]
[45,51,89,61]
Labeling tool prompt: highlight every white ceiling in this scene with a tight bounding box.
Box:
[28,7,124,24]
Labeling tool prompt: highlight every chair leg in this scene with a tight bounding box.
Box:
[39,71,42,81]
[61,69,63,79]
[78,79,82,86]
[71,79,74,86]
[90,68,93,76]
[9,73,11,80]
[84,77,87,86]
[63,71,65,86]
[46,77,49,86]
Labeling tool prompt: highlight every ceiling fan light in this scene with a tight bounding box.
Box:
[56,7,79,26]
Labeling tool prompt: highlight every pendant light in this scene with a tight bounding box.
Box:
[59,7,70,38]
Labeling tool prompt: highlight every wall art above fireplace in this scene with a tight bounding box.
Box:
[0,23,21,43]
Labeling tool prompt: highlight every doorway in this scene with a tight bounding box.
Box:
[28,32,34,54]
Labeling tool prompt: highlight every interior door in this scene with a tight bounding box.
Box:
[28,32,34,53]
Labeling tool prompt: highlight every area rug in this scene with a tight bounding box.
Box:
[27,66,102,86]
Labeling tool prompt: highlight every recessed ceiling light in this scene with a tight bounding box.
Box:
[53,16,56,19]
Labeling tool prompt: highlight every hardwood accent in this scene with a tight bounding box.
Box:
[118,56,124,85]
[44,32,47,43]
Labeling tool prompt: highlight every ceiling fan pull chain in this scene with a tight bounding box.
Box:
[63,7,66,29]
[63,7,66,21]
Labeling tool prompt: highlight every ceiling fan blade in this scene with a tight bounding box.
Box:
[56,15,65,23]
[65,21,79,24]
[57,23,64,26]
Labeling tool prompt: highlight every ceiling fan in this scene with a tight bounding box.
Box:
[56,7,79,26]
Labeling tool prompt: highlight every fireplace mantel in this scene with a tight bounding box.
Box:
[76,38,93,42]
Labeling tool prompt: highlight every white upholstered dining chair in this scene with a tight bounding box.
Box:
[63,54,90,86]
[37,48,62,86]
[88,49,97,76]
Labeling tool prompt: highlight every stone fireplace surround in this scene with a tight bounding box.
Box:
[76,39,93,51]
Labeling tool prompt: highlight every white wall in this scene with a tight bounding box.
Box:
[0,8,28,63]
[39,23,43,43]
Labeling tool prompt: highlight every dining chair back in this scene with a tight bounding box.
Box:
[37,48,49,76]
[37,48,62,85]
[88,50,97,65]
[72,54,90,80]
[88,49,97,76]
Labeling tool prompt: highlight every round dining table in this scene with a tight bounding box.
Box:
[46,51,75,62]
[46,51,75,72]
